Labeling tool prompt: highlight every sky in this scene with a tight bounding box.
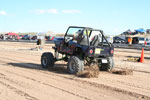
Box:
[0,0,150,35]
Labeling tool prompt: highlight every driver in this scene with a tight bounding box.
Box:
[73,29,91,44]
[73,30,83,41]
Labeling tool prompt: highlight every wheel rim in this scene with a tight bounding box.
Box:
[42,56,47,66]
[69,61,76,72]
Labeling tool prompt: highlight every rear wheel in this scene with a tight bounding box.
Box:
[99,57,114,71]
[41,52,55,69]
[67,56,84,74]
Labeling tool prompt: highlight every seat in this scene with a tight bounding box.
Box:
[78,35,88,46]
[90,35,100,46]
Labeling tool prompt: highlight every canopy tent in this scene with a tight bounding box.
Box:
[6,32,18,36]
[135,28,146,33]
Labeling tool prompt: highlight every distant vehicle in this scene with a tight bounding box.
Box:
[19,35,24,40]
[50,36,55,41]
[146,38,150,43]
[132,37,150,45]
[113,37,126,44]
[22,35,31,40]
[0,34,4,40]
[145,38,150,46]
[147,42,150,46]
[31,36,37,40]
[16,36,20,40]
[5,32,20,40]
[45,36,51,41]
[138,37,145,44]
[53,37,64,42]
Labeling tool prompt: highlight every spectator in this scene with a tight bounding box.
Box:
[37,39,41,50]
[36,36,45,50]
[128,37,132,46]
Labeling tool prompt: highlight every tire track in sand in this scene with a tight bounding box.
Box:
[0,69,92,100]
[0,42,150,100]
[0,74,38,100]
[1,63,150,100]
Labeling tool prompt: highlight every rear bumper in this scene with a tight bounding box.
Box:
[85,46,114,58]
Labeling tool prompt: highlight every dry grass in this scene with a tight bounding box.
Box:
[127,57,140,62]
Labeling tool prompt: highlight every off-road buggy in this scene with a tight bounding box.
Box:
[41,26,114,74]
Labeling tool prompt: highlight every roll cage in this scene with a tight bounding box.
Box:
[64,26,111,47]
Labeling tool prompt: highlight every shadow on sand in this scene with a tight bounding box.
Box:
[7,62,68,74]
[126,56,150,60]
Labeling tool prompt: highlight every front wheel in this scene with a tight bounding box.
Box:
[99,57,114,71]
[41,52,55,69]
[67,56,84,74]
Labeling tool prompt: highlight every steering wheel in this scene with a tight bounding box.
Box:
[65,37,73,43]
